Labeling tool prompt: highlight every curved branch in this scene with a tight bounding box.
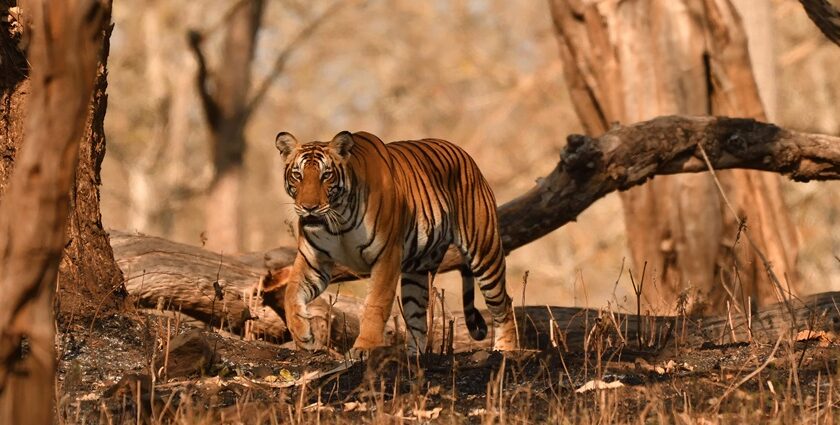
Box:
[186,31,221,129]
[495,115,839,252]
[263,115,840,283]
[243,0,348,119]
[799,0,840,46]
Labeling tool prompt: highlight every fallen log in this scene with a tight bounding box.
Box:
[112,231,358,350]
[113,231,840,353]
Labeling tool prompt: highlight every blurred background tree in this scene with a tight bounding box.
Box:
[101,0,839,313]
[548,0,800,313]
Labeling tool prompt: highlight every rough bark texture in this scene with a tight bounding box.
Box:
[548,0,799,314]
[114,232,840,353]
[58,5,125,322]
[0,2,28,197]
[189,0,265,252]
[0,1,108,423]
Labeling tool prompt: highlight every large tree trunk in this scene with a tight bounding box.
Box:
[0,1,111,423]
[191,0,265,252]
[126,0,196,237]
[59,2,125,321]
[548,0,799,314]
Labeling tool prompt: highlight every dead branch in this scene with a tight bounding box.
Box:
[243,0,349,119]
[263,115,840,283]
[799,0,840,46]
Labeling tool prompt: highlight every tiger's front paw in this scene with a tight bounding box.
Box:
[348,334,386,359]
[286,303,322,351]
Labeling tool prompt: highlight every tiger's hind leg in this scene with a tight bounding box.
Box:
[400,271,429,354]
[456,238,517,351]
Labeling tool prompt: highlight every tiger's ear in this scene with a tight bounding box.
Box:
[329,131,354,158]
[275,132,299,159]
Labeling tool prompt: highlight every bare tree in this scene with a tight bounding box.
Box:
[187,0,347,252]
[0,1,111,423]
[548,0,799,313]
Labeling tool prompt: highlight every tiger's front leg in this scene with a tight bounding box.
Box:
[284,250,333,351]
[353,247,402,351]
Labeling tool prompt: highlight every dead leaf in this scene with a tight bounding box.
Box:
[277,369,295,382]
[303,402,334,413]
[795,330,836,347]
[343,401,368,412]
[468,408,487,417]
[575,379,624,393]
[413,406,443,420]
[470,350,491,364]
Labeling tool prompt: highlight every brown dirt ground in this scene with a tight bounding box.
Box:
[56,308,840,424]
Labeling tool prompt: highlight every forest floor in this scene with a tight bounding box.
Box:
[55,305,840,424]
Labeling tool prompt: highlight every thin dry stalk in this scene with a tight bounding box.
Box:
[629,262,647,349]
[439,288,446,355]
[727,301,738,343]
[426,271,436,356]
[163,317,171,381]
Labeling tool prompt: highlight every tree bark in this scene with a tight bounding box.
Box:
[0,1,109,423]
[58,2,125,323]
[548,0,799,314]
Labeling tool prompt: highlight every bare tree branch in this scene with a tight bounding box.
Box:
[242,0,350,119]
[799,0,840,46]
[186,30,221,130]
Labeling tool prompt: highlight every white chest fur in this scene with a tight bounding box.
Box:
[300,223,381,273]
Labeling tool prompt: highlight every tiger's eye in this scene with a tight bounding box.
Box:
[322,171,333,180]
[291,171,302,180]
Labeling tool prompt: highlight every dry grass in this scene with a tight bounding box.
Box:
[56,256,840,424]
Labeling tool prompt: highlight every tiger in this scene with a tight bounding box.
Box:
[270,130,517,354]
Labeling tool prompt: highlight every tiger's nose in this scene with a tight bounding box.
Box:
[300,202,319,213]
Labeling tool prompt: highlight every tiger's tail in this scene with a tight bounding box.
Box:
[460,264,488,340]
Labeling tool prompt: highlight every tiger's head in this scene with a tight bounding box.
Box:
[274,131,355,230]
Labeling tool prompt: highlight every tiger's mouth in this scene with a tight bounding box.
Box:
[300,214,326,227]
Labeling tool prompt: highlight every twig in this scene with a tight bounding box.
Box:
[439,288,446,355]
[628,262,647,349]
[426,272,436,356]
